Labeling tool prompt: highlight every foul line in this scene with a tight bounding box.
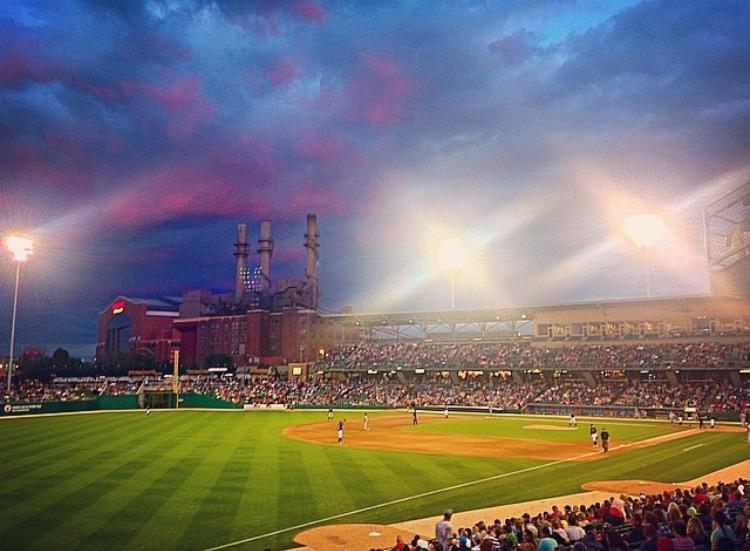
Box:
[202,431,691,551]
[683,443,704,452]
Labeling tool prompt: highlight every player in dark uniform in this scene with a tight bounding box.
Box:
[600,427,610,453]
[698,414,705,429]
[412,404,418,426]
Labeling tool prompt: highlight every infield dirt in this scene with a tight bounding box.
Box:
[283,414,700,461]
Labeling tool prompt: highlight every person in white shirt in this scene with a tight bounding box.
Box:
[565,517,586,541]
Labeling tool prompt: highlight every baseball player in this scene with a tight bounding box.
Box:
[327,408,334,421]
[412,404,418,426]
[710,417,715,429]
[590,424,598,448]
[600,427,610,453]
[363,412,369,431]
[337,419,344,445]
[444,405,449,419]
[569,412,577,427]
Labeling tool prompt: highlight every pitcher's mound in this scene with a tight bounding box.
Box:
[294,523,411,550]
[524,424,577,431]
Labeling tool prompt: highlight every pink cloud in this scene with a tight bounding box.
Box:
[267,57,299,87]
[120,76,215,138]
[294,131,366,165]
[345,53,417,126]
[290,0,326,23]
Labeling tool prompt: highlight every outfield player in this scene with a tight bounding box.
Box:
[444,405,449,419]
[590,424,598,448]
[710,417,715,429]
[363,412,369,431]
[327,407,334,421]
[569,412,577,427]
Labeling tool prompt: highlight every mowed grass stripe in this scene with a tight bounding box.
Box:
[0,414,132,476]
[0,413,193,548]
[48,413,230,550]
[0,412,186,500]
[124,415,259,549]
[173,415,264,550]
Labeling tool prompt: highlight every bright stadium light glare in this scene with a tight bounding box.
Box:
[623,214,665,249]
[5,235,34,262]
[623,214,665,298]
[437,238,469,271]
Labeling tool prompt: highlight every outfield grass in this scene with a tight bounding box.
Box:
[1,411,748,551]
[409,415,681,442]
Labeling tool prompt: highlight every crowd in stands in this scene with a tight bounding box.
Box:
[370,478,749,551]
[0,378,139,402]
[323,342,750,372]
[3,374,750,415]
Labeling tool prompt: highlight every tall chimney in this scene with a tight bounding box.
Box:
[304,214,319,307]
[234,223,249,301]
[257,219,273,292]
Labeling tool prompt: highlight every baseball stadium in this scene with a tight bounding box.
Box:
[1,183,750,551]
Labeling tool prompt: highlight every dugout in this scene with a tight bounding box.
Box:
[140,390,178,409]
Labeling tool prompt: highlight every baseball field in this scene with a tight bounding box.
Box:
[1,410,748,551]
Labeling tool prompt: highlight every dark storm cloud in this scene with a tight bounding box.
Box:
[0,0,748,352]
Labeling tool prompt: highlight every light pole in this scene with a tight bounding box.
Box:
[624,214,664,298]
[5,235,34,395]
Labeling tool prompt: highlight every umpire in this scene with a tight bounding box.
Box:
[601,427,610,453]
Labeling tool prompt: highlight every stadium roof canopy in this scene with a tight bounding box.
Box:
[321,294,746,329]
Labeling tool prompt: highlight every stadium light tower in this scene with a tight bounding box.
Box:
[623,214,665,298]
[4,235,33,395]
[437,237,469,309]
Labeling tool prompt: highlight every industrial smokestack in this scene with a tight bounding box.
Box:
[304,213,319,307]
[234,223,249,301]
[257,219,273,291]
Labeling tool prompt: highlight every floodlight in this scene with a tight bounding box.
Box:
[437,238,469,271]
[5,235,34,263]
[623,214,665,248]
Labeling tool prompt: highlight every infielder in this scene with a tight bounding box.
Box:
[710,417,715,429]
[590,424,598,448]
[337,419,344,445]
[363,412,369,431]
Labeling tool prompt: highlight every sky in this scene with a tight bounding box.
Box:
[1,0,749,357]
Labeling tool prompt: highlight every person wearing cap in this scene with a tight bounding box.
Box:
[436,509,453,551]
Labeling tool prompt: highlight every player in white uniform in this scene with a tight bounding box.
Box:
[590,424,598,448]
[444,405,449,419]
[337,419,344,445]
[569,412,577,427]
[710,417,715,429]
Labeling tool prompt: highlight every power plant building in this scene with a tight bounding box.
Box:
[96,214,343,368]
